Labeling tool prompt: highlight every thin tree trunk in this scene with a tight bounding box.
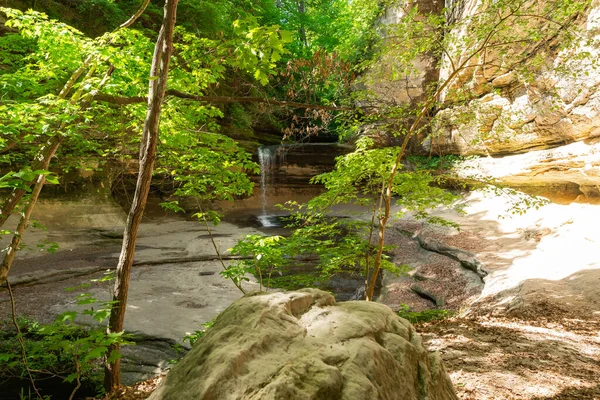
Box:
[363,11,512,300]
[0,149,55,285]
[0,67,114,287]
[297,0,308,48]
[104,0,179,391]
[0,132,66,230]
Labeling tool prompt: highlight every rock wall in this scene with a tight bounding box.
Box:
[148,289,458,400]
[428,0,600,156]
[362,0,600,155]
[357,0,444,109]
[361,0,600,199]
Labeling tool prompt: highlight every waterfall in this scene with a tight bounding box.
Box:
[257,145,286,227]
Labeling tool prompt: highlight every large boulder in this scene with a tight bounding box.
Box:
[148,289,458,400]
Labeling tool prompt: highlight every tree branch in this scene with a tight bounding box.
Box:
[118,0,151,29]
[94,90,352,110]
[7,279,43,400]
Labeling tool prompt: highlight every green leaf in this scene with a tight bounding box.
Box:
[107,349,121,363]
[57,311,77,322]
[84,346,108,361]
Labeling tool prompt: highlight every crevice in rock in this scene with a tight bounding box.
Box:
[2,255,251,288]
[132,254,251,266]
[413,234,488,280]
[410,285,444,307]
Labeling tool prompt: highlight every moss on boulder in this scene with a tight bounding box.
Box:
[148,289,458,400]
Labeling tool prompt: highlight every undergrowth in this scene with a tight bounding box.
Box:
[397,304,453,324]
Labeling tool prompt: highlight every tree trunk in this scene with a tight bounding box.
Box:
[297,0,308,48]
[0,136,61,231]
[103,0,179,391]
[0,171,49,285]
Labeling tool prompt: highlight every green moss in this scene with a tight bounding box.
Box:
[397,304,452,324]
[267,273,321,291]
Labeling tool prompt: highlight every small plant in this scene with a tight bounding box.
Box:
[406,155,463,172]
[183,319,215,347]
[0,272,131,399]
[397,304,452,324]
[226,204,411,295]
[170,319,216,365]
[18,387,51,400]
[224,235,287,291]
[267,273,320,291]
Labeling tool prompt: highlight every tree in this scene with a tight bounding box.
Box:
[238,0,591,301]
[0,1,152,285]
[2,0,590,394]
[353,0,591,300]
[103,0,178,390]
[0,2,320,392]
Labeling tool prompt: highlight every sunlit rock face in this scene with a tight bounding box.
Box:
[427,0,600,156]
[362,0,600,196]
[428,0,600,201]
[454,140,600,203]
[148,289,458,400]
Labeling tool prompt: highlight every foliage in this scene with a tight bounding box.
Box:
[267,273,320,291]
[397,304,452,325]
[311,137,459,220]
[406,155,463,172]
[0,274,130,397]
[319,0,590,299]
[227,203,410,294]
[225,135,460,295]
[155,107,260,203]
[170,319,216,364]
[0,7,289,221]
[183,319,215,347]
[0,169,58,191]
[265,0,384,64]
[0,0,592,393]
[225,234,288,291]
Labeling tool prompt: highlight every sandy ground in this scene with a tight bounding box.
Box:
[384,190,600,400]
[421,314,600,400]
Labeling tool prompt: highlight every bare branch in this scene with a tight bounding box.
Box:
[94,90,352,110]
[118,0,151,29]
[7,279,43,400]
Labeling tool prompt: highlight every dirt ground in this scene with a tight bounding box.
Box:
[385,192,600,400]
[419,309,600,399]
